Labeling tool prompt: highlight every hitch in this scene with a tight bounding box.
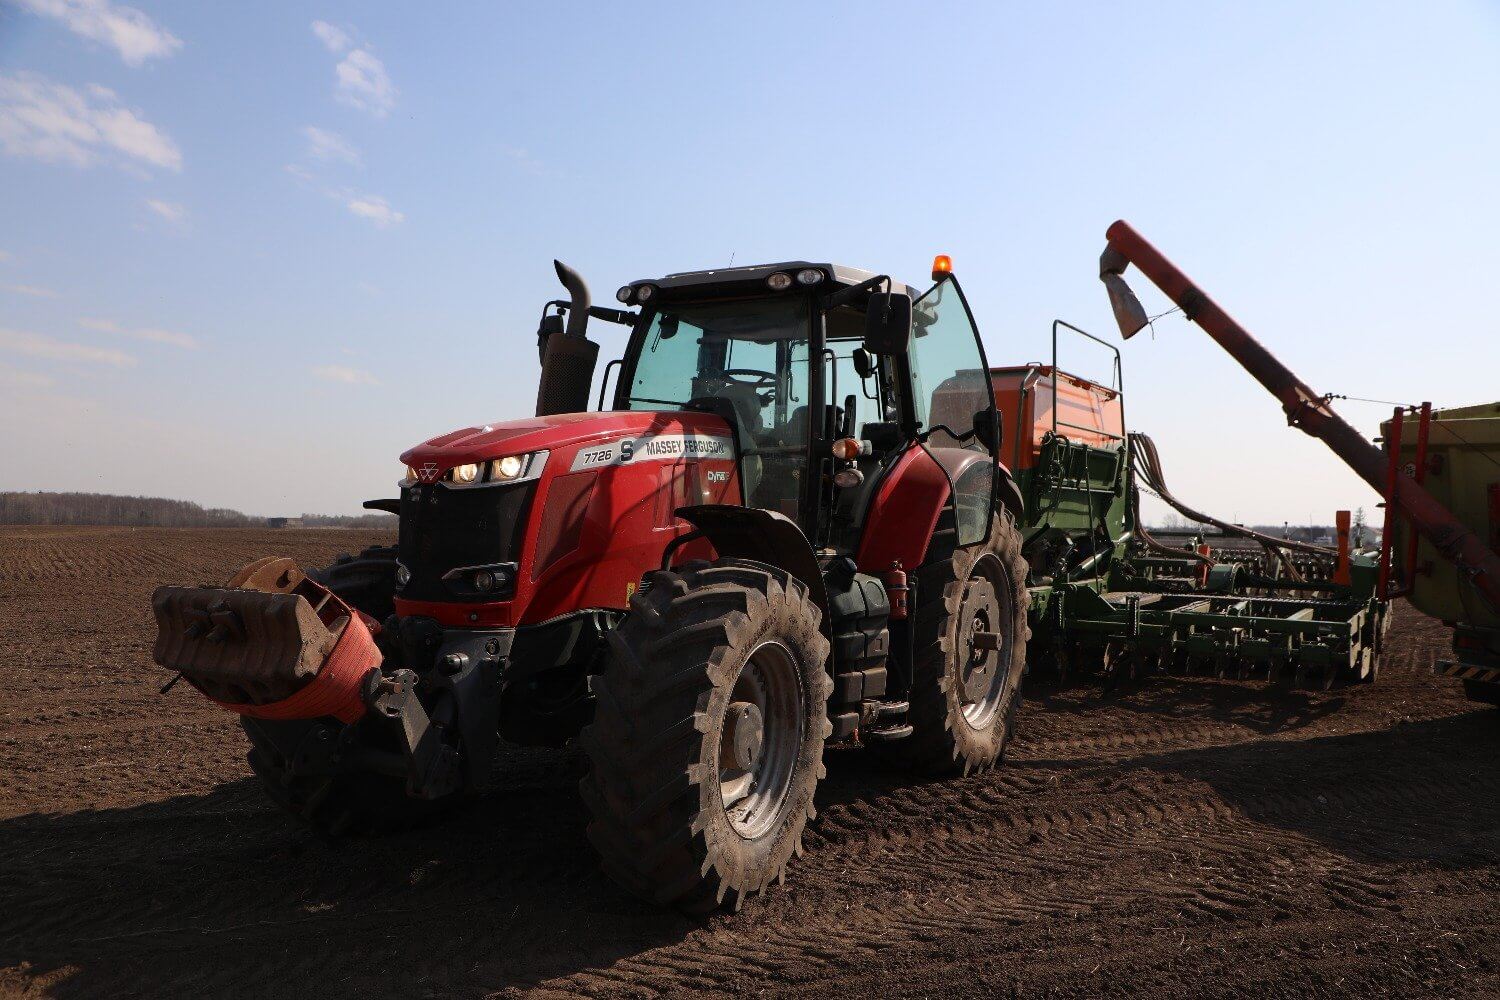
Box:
[364,669,463,800]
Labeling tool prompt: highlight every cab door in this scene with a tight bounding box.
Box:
[907,274,999,548]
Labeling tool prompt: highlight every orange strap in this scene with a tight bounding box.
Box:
[210,614,379,725]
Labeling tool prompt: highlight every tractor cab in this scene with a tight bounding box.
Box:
[602,259,1002,559]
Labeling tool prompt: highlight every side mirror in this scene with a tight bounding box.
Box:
[973,408,1002,453]
[1099,246,1150,340]
[536,311,565,362]
[851,347,875,379]
[863,291,912,355]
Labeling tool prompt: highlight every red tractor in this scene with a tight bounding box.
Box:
[153,257,1030,910]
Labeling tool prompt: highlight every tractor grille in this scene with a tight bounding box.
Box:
[397,481,535,603]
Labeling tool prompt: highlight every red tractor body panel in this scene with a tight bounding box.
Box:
[396,410,740,627]
[856,446,952,574]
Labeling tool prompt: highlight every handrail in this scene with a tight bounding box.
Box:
[1050,319,1126,446]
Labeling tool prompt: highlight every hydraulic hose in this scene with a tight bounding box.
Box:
[1129,431,1334,558]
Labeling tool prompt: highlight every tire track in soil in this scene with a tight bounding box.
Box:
[520,758,1500,998]
[2,529,1498,999]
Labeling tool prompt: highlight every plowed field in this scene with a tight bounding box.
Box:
[2,526,1497,998]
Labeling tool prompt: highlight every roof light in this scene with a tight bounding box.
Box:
[766,272,793,291]
[636,284,656,302]
[795,268,824,286]
[931,254,953,281]
[616,285,634,303]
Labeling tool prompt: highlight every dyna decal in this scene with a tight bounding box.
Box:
[569,433,734,472]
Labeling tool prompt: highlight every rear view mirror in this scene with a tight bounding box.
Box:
[1099,246,1150,340]
[863,291,912,355]
[973,408,1002,453]
[851,348,874,379]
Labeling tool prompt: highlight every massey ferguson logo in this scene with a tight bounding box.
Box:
[418,462,441,484]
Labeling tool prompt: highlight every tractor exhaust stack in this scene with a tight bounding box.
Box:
[534,259,600,417]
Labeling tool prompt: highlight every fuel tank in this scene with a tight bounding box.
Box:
[395,410,741,628]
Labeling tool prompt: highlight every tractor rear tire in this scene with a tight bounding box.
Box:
[308,545,399,623]
[882,512,1030,775]
[580,559,832,912]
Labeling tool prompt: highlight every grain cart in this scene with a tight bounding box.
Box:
[1379,402,1500,706]
[153,257,1032,910]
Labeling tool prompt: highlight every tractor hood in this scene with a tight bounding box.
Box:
[400,410,736,480]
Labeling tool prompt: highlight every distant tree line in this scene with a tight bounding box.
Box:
[0,492,394,529]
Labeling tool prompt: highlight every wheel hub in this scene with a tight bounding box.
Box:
[955,564,1015,730]
[959,579,1000,704]
[725,700,764,771]
[718,640,804,841]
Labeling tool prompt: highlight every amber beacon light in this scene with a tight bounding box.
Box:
[930,254,952,281]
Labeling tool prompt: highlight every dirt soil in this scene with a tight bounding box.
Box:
[1,525,1497,999]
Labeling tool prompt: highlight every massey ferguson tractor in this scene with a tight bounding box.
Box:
[153,256,1031,911]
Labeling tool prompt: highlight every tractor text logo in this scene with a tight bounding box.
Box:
[418,463,441,484]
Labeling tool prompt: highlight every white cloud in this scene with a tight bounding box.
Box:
[312,364,380,386]
[80,317,197,349]
[311,20,351,54]
[0,327,135,367]
[144,198,185,224]
[345,194,403,227]
[335,49,395,116]
[0,363,55,389]
[0,72,182,172]
[310,22,394,117]
[5,283,59,298]
[303,125,359,165]
[17,0,181,67]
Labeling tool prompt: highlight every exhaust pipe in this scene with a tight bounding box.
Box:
[535,259,600,417]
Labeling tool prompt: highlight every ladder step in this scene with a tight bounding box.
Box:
[869,699,909,722]
[861,723,914,742]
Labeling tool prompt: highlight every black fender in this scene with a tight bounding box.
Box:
[925,447,1027,526]
[673,504,830,634]
[996,463,1025,524]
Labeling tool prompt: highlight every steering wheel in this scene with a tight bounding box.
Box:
[717,368,778,389]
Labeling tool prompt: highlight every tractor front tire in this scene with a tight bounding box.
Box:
[308,544,399,623]
[886,512,1030,775]
[580,559,832,912]
[242,717,454,838]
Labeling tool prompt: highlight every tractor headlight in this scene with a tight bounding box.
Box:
[766,272,793,291]
[440,450,547,487]
[795,268,824,286]
[616,285,634,304]
[491,454,526,480]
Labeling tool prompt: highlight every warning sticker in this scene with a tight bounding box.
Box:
[569,433,735,472]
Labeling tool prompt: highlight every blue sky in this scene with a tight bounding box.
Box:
[1,1,1498,521]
